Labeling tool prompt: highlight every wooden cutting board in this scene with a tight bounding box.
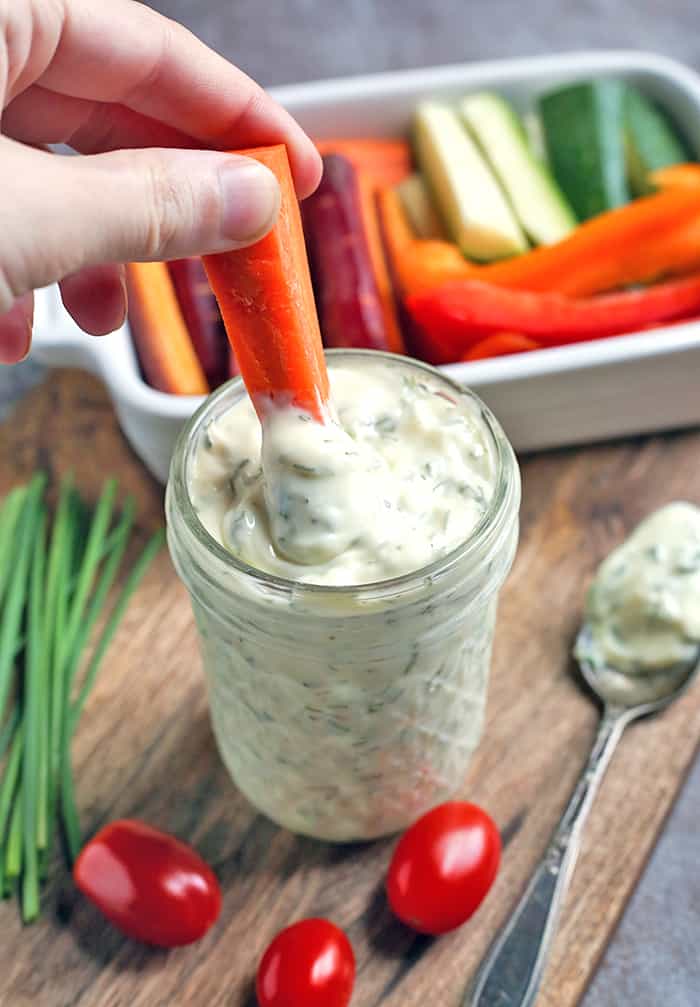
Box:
[1,369,699,1007]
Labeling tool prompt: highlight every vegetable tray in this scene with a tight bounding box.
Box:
[32,50,700,483]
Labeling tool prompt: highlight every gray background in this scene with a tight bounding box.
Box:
[3,0,699,1003]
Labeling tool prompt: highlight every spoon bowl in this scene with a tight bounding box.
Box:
[575,623,700,715]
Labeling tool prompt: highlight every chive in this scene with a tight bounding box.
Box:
[64,498,135,699]
[57,499,135,863]
[62,529,164,861]
[58,479,117,676]
[0,487,27,607]
[5,784,23,882]
[0,475,46,723]
[48,495,75,828]
[0,708,19,762]
[0,726,23,847]
[44,480,73,652]
[41,500,129,869]
[22,509,46,922]
[38,480,73,863]
[0,477,161,913]
[70,529,164,725]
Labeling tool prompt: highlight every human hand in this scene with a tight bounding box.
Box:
[0,0,322,363]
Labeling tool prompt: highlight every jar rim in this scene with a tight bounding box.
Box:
[168,349,520,601]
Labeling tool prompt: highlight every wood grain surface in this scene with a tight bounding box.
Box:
[0,368,699,1007]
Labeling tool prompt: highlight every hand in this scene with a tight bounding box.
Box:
[0,0,322,363]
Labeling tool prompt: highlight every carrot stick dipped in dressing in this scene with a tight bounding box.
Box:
[203,145,391,567]
[203,145,330,423]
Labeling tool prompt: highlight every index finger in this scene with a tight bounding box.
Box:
[38,0,321,197]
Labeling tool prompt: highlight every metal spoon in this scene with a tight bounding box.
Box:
[465,627,700,1007]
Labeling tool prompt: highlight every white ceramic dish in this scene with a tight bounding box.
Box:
[31,50,700,483]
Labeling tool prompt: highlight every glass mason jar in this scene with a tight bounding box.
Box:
[166,351,520,841]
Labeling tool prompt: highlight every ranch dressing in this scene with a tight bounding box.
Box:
[578,502,700,674]
[190,361,496,585]
[168,351,521,839]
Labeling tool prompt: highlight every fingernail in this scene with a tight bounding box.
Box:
[0,300,33,364]
[17,320,32,361]
[115,267,128,331]
[219,158,280,244]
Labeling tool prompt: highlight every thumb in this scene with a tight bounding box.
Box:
[0,139,281,310]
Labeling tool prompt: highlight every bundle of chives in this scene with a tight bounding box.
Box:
[0,475,163,921]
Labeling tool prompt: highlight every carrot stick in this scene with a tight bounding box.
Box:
[360,181,405,353]
[650,163,700,191]
[315,139,412,188]
[125,262,209,396]
[203,145,329,421]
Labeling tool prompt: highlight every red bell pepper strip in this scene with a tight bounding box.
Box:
[462,333,540,361]
[407,272,700,356]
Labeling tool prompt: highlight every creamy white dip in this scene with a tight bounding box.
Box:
[190,361,496,585]
[168,353,520,839]
[578,502,700,674]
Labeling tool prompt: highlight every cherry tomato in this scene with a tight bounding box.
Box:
[256,918,355,1007]
[73,819,221,947]
[386,801,500,935]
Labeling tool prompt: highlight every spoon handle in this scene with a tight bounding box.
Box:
[465,708,626,1007]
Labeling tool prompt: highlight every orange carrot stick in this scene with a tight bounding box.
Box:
[203,145,329,421]
[315,139,412,188]
[125,261,209,396]
[361,179,405,353]
[650,163,700,191]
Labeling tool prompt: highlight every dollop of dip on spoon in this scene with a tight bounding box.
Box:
[575,501,700,675]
